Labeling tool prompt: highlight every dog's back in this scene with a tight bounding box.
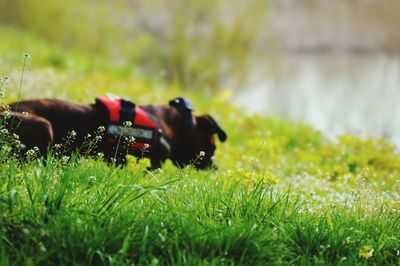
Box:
[9,99,107,144]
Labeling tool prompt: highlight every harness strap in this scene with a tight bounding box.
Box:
[96,96,170,152]
[120,99,136,124]
[159,135,171,153]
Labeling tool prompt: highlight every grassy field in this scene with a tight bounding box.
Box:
[1,25,400,265]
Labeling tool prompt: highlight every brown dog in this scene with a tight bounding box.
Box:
[4,97,227,169]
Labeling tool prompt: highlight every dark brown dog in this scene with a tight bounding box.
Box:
[5,97,227,169]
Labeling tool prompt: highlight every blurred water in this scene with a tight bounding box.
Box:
[235,54,400,145]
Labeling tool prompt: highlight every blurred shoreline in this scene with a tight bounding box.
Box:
[235,0,400,145]
[235,52,400,146]
[266,0,400,55]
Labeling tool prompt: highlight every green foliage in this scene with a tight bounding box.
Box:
[0,0,123,54]
[0,0,268,88]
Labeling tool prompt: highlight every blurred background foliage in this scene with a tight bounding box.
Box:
[1,0,400,88]
[0,0,268,88]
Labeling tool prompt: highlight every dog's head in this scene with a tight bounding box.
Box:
[168,98,227,170]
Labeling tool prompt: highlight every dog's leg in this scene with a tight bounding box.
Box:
[149,158,163,170]
[148,146,169,170]
[11,113,54,156]
[100,137,130,167]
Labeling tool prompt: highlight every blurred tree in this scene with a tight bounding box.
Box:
[0,0,269,89]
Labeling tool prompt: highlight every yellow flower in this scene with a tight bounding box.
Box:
[267,175,280,185]
[359,245,374,259]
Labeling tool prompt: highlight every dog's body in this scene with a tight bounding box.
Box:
[5,97,226,169]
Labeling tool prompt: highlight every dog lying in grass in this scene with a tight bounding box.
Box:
[2,96,227,169]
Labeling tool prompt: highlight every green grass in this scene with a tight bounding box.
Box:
[0,26,400,265]
[0,154,399,265]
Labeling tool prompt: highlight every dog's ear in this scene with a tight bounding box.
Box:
[169,97,194,128]
[169,97,193,112]
[196,115,227,142]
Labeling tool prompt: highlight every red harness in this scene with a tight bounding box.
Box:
[96,96,159,149]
